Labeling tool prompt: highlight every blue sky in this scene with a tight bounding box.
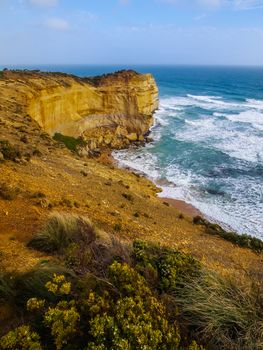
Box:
[1,0,263,65]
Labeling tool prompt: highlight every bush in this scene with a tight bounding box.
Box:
[122,193,133,201]
[132,240,201,293]
[0,183,20,200]
[175,270,263,350]
[81,263,199,350]
[53,133,86,153]
[0,140,21,161]
[44,300,80,350]
[0,326,42,350]
[193,216,263,252]
[0,268,204,350]
[27,212,99,253]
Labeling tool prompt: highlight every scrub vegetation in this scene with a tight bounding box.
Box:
[0,213,262,350]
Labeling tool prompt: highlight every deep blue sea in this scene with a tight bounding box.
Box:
[5,65,263,238]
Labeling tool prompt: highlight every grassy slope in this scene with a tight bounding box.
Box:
[0,70,262,326]
[0,141,262,281]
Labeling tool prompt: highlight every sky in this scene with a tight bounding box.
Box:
[0,0,263,66]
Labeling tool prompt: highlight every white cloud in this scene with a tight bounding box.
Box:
[158,0,263,9]
[233,0,263,9]
[29,0,58,7]
[44,18,69,30]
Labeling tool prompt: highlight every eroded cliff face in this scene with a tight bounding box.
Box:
[0,70,158,151]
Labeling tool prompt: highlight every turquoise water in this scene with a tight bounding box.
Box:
[5,65,263,238]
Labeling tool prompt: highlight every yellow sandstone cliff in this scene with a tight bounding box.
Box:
[0,70,158,151]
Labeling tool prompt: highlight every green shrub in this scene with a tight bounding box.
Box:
[83,262,183,350]
[175,270,263,350]
[44,300,80,350]
[193,216,263,252]
[0,267,204,350]
[132,240,201,293]
[0,326,42,350]
[27,212,99,253]
[53,133,86,153]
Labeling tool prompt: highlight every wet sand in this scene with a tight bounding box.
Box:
[160,197,202,217]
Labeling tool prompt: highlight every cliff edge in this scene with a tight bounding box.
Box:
[0,69,159,152]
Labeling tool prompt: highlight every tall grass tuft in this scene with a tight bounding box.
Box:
[27,212,99,253]
[176,271,263,350]
[14,264,75,304]
[0,274,15,302]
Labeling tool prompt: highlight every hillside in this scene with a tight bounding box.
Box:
[0,69,262,349]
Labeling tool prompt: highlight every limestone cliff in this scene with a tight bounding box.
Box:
[0,70,158,151]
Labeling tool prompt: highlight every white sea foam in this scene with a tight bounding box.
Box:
[114,149,263,238]
[161,95,263,114]
[185,118,215,128]
[245,98,263,110]
[187,94,222,103]
[114,93,263,239]
[213,112,227,117]
[175,121,263,163]
[226,110,263,130]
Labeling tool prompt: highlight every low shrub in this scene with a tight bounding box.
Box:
[83,261,184,350]
[32,149,42,157]
[53,133,86,153]
[0,183,20,200]
[122,193,133,201]
[132,240,201,293]
[0,140,21,161]
[193,216,263,252]
[0,326,42,350]
[0,268,204,350]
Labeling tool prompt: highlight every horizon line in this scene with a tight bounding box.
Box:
[1,63,263,68]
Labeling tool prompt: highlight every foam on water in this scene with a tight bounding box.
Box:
[114,92,263,239]
[226,110,263,131]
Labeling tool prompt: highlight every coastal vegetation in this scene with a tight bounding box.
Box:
[0,140,21,161]
[193,216,263,252]
[0,213,262,349]
[53,133,87,153]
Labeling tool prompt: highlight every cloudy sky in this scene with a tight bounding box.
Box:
[0,0,263,65]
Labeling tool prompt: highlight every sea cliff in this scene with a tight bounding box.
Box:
[0,69,158,152]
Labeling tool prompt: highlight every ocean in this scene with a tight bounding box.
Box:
[5,65,263,238]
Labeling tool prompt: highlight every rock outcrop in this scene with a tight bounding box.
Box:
[0,70,158,151]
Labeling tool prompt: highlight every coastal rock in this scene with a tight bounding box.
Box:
[0,70,159,151]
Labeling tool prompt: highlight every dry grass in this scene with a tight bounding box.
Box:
[176,271,263,350]
[27,212,100,253]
